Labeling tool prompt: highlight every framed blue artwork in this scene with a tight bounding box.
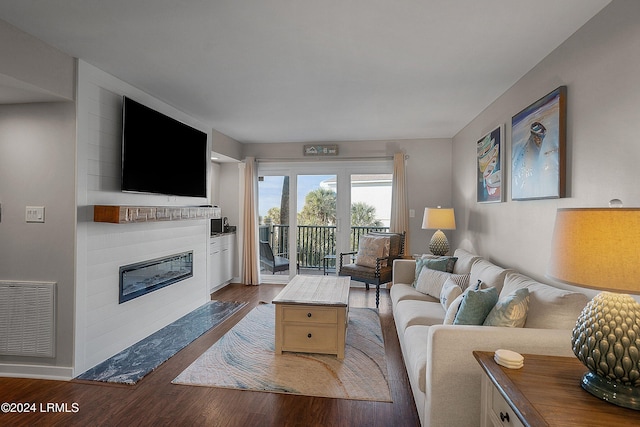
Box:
[511,86,566,200]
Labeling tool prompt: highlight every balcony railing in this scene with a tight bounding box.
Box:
[259,224,389,269]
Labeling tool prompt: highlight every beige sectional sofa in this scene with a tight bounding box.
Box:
[391,249,590,427]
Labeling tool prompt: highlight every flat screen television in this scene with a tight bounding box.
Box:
[121,96,208,198]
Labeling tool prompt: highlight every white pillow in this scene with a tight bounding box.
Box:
[415,268,469,299]
[440,277,463,310]
[443,292,465,325]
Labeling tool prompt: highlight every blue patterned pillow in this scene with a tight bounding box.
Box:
[483,288,530,327]
[453,286,499,325]
[440,277,463,310]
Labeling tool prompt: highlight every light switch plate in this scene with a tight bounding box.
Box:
[26,206,45,223]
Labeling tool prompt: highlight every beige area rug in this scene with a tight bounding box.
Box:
[172,303,392,402]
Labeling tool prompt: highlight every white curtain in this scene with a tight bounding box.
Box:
[390,152,410,255]
[241,157,260,285]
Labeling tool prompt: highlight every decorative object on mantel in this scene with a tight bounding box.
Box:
[477,124,504,203]
[548,200,640,410]
[303,144,338,156]
[422,206,456,256]
[511,86,566,201]
[93,205,221,223]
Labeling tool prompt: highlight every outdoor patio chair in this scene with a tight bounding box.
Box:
[260,240,291,274]
[338,231,405,308]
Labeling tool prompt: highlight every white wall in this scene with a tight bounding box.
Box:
[451,0,640,284]
[0,102,76,377]
[75,61,212,375]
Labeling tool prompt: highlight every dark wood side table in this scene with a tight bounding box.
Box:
[473,351,640,427]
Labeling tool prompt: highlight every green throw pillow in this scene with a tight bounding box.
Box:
[453,286,499,325]
[484,288,530,327]
[412,256,457,287]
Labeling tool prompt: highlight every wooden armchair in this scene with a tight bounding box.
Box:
[338,232,405,307]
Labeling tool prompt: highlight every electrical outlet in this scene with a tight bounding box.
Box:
[409,209,415,218]
[26,206,45,223]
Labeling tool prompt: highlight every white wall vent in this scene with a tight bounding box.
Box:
[0,281,56,358]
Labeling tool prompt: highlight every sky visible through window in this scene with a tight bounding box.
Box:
[258,175,333,217]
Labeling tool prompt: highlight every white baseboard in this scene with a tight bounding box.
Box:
[0,363,74,381]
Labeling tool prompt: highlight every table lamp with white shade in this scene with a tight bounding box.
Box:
[547,202,640,410]
[422,207,456,256]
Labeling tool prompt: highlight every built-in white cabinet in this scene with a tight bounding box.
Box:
[210,233,235,292]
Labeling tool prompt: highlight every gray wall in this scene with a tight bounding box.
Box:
[241,138,453,255]
[0,102,76,370]
[0,19,74,101]
[451,0,640,283]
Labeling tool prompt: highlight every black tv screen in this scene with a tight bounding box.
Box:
[121,96,208,198]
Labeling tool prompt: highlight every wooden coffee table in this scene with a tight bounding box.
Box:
[272,275,350,359]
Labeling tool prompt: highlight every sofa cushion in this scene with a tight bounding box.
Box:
[469,258,513,294]
[415,268,469,299]
[390,283,438,306]
[452,249,482,275]
[501,272,588,329]
[440,278,463,310]
[394,300,445,332]
[454,286,499,325]
[355,234,390,268]
[403,325,430,393]
[484,288,530,327]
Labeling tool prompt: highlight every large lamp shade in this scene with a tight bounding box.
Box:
[548,208,640,293]
[548,207,640,410]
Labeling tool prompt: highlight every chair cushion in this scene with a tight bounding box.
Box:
[273,256,289,268]
[340,263,393,283]
[355,235,389,268]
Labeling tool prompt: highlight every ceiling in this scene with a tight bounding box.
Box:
[0,0,610,143]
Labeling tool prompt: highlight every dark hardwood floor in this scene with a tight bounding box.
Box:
[0,284,420,427]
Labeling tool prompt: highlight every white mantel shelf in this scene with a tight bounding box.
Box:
[93,205,221,224]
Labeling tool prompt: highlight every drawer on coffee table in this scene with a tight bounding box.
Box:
[282,324,338,352]
[282,306,338,324]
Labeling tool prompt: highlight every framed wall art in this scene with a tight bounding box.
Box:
[511,86,566,200]
[477,124,504,203]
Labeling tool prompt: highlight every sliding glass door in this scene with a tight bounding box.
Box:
[257,160,392,282]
